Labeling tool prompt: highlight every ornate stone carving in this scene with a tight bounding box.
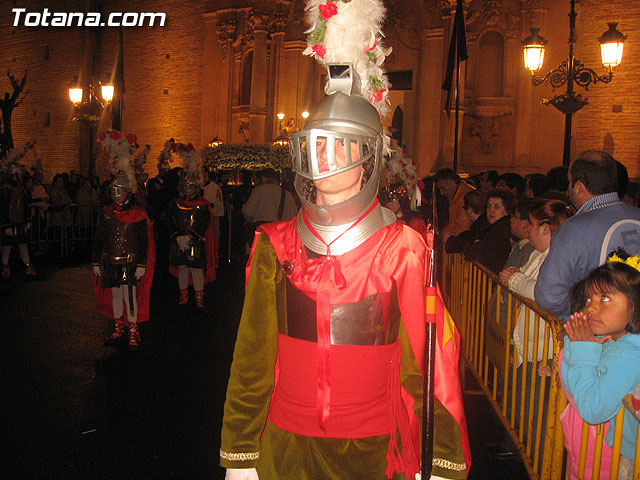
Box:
[248,10,275,34]
[522,0,545,8]
[386,2,420,50]
[469,117,499,154]
[238,121,250,142]
[271,12,288,35]
[482,0,501,26]
[217,19,237,61]
[441,0,471,14]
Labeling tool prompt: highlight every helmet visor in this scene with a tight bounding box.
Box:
[290,128,377,181]
[110,185,129,204]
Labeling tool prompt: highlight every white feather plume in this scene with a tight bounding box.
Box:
[99,130,137,192]
[0,139,36,175]
[174,143,205,186]
[157,138,174,172]
[303,0,391,118]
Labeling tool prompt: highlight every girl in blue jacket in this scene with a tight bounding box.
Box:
[561,251,640,479]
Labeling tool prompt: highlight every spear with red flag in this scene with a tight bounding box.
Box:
[421,182,438,478]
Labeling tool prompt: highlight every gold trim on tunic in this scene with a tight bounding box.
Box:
[219,449,260,462]
[433,457,467,471]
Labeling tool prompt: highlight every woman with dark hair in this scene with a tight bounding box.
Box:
[524,173,548,198]
[445,189,488,253]
[464,189,515,273]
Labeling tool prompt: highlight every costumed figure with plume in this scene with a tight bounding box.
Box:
[167,142,216,309]
[220,1,470,479]
[92,130,155,350]
[147,138,174,222]
[0,140,37,278]
[133,142,150,208]
[147,139,176,271]
[379,149,429,242]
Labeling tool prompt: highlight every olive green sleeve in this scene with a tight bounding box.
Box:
[220,233,281,468]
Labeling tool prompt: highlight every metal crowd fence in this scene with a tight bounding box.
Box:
[441,252,640,480]
[22,204,101,257]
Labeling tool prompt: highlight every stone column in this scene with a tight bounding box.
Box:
[248,11,273,142]
[267,14,287,141]
[202,13,236,146]
[514,1,548,167]
[413,27,445,177]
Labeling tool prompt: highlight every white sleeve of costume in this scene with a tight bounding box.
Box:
[225,468,259,480]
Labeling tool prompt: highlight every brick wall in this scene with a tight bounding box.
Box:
[0,0,203,183]
[0,0,87,182]
[570,0,640,178]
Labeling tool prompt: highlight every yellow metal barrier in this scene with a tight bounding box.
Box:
[442,252,640,480]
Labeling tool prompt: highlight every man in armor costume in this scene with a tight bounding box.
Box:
[168,145,216,309]
[93,131,155,351]
[220,58,470,480]
[1,142,37,278]
[1,167,36,278]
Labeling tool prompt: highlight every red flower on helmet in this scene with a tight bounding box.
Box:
[312,44,326,59]
[364,40,378,53]
[98,132,106,142]
[126,133,137,145]
[186,143,194,151]
[109,130,122,140]
[372,88,387,102]
[319,1,338,20]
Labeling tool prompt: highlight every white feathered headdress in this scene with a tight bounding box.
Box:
[303,0,392,118]
[304,1,423,207]
[157,138,174,173]
[98,130,138,191]
[172,142,205,186]
[1,139,36,174]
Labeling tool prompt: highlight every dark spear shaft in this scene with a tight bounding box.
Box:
[421,184,438,479]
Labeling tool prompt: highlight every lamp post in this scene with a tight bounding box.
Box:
[274,112,289,146]
[68,79,114,178]
[522,0,626,167]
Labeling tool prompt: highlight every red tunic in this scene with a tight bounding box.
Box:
[240,218,471,477]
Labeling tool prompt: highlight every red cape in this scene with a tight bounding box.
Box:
[251,218,471,475]
[93,205,156,322]
[169,197,217,284]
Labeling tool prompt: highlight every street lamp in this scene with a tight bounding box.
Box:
[274,113,289,146]
[68,78,114,178]
[522,0,626,167]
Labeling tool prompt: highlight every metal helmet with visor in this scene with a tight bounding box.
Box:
[290,64,385,226]
[110,173,133,205]
[290,64,394,254]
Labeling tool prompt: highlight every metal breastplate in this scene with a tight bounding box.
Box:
[280,278,401,345]
[102,215,146,262]
[172,203,211,239]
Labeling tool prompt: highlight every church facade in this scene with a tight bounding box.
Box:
[2,0,638,181]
